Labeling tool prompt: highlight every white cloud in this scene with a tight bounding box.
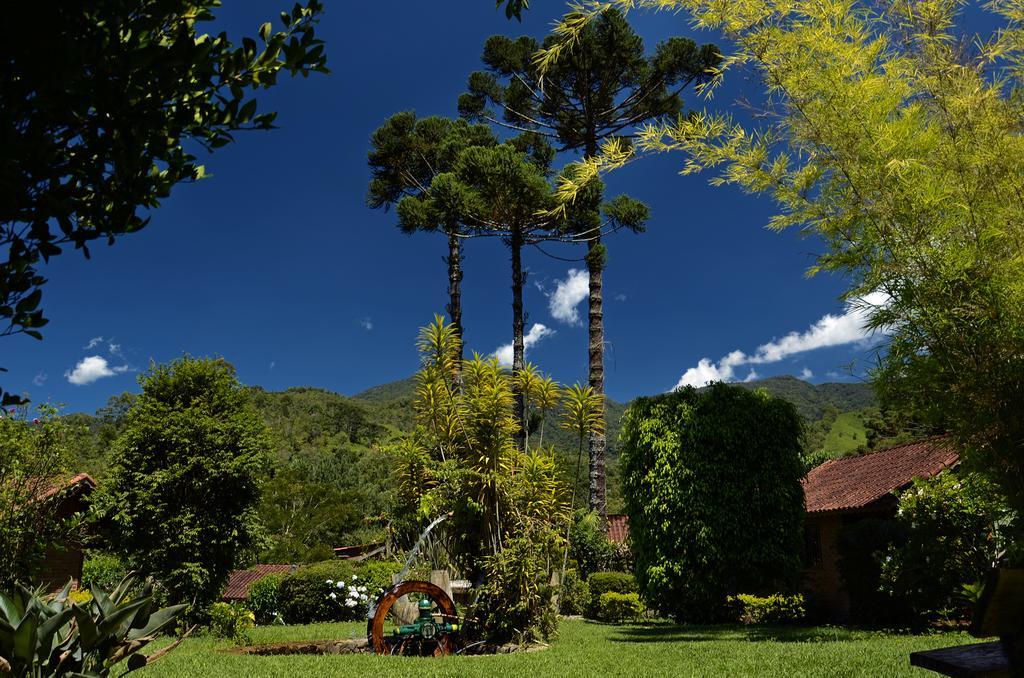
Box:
[548,269,589,326]
[614,293,628,302]
[359,317,373,331]
[494,324,555,367]
[84,336,105,350]
[270,361,276,370]
[800,367,814,380]
[65,356,131,386]
[32,373,47,387]
[743,369,760,382]
[672,293,889,390]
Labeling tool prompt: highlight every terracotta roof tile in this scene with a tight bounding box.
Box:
[606,514,630,545]
[36,473,97,502]
[222,564,294,601]
[802,438,958,514]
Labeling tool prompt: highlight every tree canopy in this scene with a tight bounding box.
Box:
[0,1,328,405]
[102,357,271,613]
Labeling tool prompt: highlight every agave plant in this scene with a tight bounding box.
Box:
[0,574,186,677]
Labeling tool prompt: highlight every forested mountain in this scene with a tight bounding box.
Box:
[730,375,875,421]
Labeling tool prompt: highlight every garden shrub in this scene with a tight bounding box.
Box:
[620,384,805,622]
[81,552,128,591]
[276,560,389,624]
[472,532,559,645]
[559,568,589,616]
[879,472,1015,624]
[569,510,617,577]
[207,601,256,645]
[247,574,284,625]
[277,561,354,624]
[595,592,644,623]
[586,571,637,618]
[728,593,806,625]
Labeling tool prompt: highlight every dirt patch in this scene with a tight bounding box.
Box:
[223,638,368,656]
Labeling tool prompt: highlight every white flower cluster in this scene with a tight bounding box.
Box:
[325,576,371,609]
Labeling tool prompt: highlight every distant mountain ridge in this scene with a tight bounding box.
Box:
[354,373,875,423]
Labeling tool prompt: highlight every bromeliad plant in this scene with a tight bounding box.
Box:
[0,574,186,677]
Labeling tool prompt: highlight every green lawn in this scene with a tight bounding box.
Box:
[137,618,972,677]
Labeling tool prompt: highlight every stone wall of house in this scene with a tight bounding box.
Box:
[801,513,849,623]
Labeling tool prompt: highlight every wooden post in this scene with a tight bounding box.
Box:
[391,573,416,624]
[429,570,452,601]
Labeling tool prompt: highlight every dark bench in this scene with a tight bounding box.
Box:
[910,568,1023,677]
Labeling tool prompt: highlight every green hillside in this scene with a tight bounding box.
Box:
[731,375,875,421]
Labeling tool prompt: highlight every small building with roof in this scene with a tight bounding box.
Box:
[221,563,297,602]
[800,438,958,621]
[35,473,97,591]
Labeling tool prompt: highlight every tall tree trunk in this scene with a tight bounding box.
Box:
[511,227,526,450]
[583,134,607,521]
[586,237,607,519]
[445,230,464,374]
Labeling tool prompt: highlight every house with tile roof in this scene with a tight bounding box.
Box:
[800,438,958,621]
[221,563,296,601]
[34,473,97,591]
[603,438,959,623]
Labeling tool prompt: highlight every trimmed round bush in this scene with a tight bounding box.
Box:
[595,592,644,623]
[586,571,636,619]
[620,383,805,622]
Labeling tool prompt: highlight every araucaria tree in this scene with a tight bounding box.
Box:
[460,9,719,516]
[619,384,805,621]
[367,113,497,365]
[102,357,271,613]
[544,0,1024,522]
[0,1,328,406]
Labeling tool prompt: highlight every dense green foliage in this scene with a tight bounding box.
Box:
[130,618,976,678]
[558,568,590,616]
[0,407,82,589]
[101,358,270,614]
[728,594,806,625]
[880,473,1015,623]
[206,602,255,645]
[620,384,805,621]
[0,1,327,405]
[246,574,285,625]
[0,575,185,678]
[80,552,128,592]
[250,387,396,561]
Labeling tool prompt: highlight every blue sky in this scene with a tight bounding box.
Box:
[7,1,886,414]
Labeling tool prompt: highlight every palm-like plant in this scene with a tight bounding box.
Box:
[558,383,605,578]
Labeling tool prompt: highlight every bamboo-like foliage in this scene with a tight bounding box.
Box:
[558,383,605,576]
[541,0,1024,516]
[404,317,580,572]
